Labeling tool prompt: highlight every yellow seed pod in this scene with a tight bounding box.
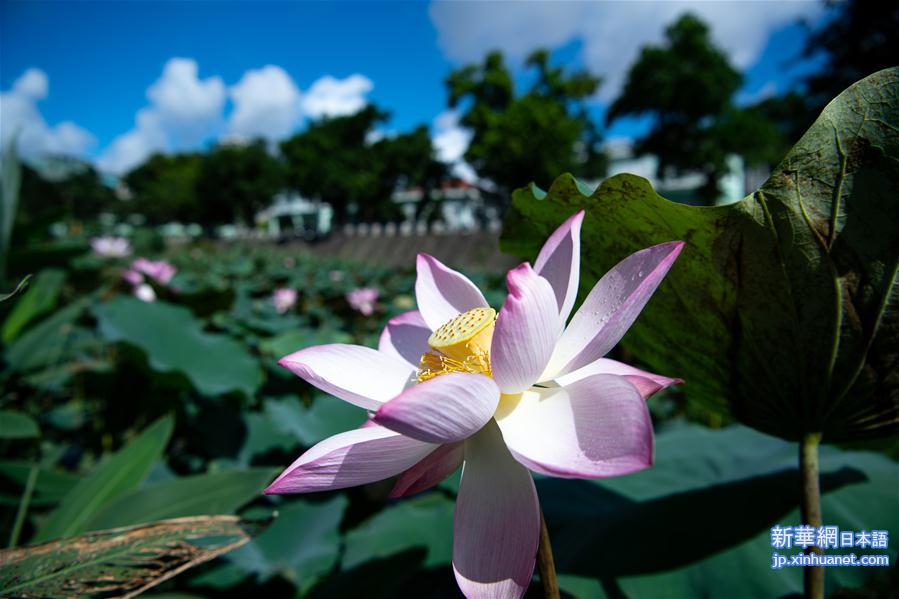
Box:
[428,307,496,362]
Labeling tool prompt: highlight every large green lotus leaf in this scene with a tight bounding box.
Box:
[0,515,267,598]
[501,68,899,442]
[225,496,347,592]
[93,297,263,397]
[542,424,899,598]
[342,492,455,570]
[32,415,173,542]
[84,467,277,530]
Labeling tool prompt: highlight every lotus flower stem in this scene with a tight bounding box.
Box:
[7,463,38,548]
[799,432,823,599]
[537,509,560,599]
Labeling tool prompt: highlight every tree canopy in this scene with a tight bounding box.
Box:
[280,105,446,223]
[608,13,744,203]
[446,48,605,197]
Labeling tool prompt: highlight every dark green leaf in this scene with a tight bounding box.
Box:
[0,515,268,598]
[543,424,899,598]
[227,497,346,591]
[93,297,263,397]
[0,461,80,507]
[0,410,39,439]
[342,493,454,570]
[84,467,277,530]
[33,415,174,542]
[502,68,899,442]
[0,274,31,303]
[1,269,65,342]
[264,395,366,447]
[4,298,91,374]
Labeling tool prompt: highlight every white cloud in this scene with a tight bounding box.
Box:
[98,58,225,173]
[147,58,225,144]
[429,1,824,100]
[227,65,303,141]
[432,110,477,182]
[301,74,374,119]
[0,68,95,158]
[97,62,375,173]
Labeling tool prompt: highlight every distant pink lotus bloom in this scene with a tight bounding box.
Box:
[346,287,379,316]
[131,258,177,285]
[121,269,143,286]
[273,288,298,314]
[90,236,131,258]
[267,211,683,598]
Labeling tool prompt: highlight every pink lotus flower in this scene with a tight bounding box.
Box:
[346,286,379,316]
[130,258,177,285]
[121,269,144,287]
[90,236,131,258]
[273,288,298,314]
[266,211,683,598]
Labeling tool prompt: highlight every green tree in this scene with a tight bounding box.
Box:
[15,162,116,241]
[280,106,385,224]
[446,48,604,197]
[124,153,202,224]
[280,106,447,223]
[368,125,448,222]
[802,0,898,110]
[195,140,284,225]
[608,13,743,203]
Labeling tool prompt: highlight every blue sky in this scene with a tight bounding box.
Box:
[1,1,829,175]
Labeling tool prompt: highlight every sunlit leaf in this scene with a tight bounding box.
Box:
[93,297,263,397]
[0,515,269,598]
[501,68,899,442]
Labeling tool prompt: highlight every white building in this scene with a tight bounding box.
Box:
[603,140,749,206]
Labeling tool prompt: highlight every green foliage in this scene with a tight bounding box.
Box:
[0,411,40,439]
[342,493,454,570]
[93,297,263,397]
[447,49,604,194]
[84,468,277,530]
[33,415,174,542]
[195,140,285,225]
[0,515,267,598]
[1,269,65,343]
[0,461,80,508]
[544,424,899,598]
[226,497,347,590]
[15,163,116,243]
[0,142,22,283]
[280,105,445,223]
[503,69,899,442]
[608,13,746,203]
[124,152,203,224]
[802,0,899,110]
[0,275,32,303]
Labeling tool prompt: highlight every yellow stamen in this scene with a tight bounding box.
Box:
[418,307,496,382]
[427,307,495,361]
